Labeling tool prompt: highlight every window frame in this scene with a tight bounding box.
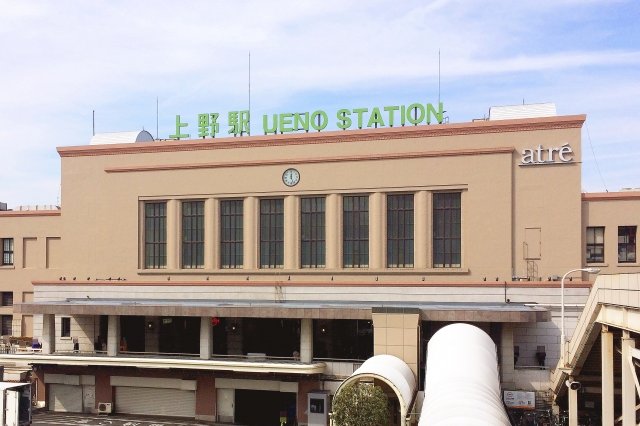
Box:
[144,202,167,269]
[386,193,414,268]
[0,315,11,336]
[586,226,605,264]
[220,199,244,269]
[300,196,326,268]
[181,200,205,269]
[343,195,369,268]
[432,192,462,268]
[618,226,637,264]
[259,198,284,269]
[61,317,71,338]
[0,292,13,307]
[2,238,13,266]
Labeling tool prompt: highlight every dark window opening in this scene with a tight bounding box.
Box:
[343,195,369,268]
[144,202,167,269]
[1,315,12,336]
[158,316,200,355]
[260,199,284,268]
[220,199,244,269]
[433,192,461,268]
[301,197,326,268]
[387,194,414,268]
[182,201,205,269]
[2,238,13,266]
[61,317,71,338]
[586,226,604,263]
[1,292,13,307]
[313,319,372,360]
[618,226,637,263]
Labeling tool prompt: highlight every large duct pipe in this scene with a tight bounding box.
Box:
[419,323,510,425]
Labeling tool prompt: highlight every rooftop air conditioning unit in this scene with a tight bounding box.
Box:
[97,402,112,415]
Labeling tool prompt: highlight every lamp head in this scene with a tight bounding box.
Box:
[584,267,601,274]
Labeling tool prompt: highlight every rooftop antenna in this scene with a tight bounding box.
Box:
[92,110,95,136]
[248,51,251,136]
[438,49,441,105]
[156,97,159,139]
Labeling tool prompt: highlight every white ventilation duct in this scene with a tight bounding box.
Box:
[419,323,510,425]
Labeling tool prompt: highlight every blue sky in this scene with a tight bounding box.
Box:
[0,0,638,207]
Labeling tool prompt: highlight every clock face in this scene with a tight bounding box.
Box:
[282,168,300,187]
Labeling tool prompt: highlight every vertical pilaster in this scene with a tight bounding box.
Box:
[500,323,515,388]
[369,193,384,270]
[621,330,636,425]
[568,379,578,426]
[414,191,428,269]
[601,326,614,426]
[284,195,299,269]
[200,316,212,359]
[107,315,120,357]
[325,194,340,269]
[244,197,257,269]
[300,318,313,363]
[167,199,179,269]
[41,314,55,354]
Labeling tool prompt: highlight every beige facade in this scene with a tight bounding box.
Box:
[0,111,638,423]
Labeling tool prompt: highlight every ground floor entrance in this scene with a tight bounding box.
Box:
[235,390,296,426]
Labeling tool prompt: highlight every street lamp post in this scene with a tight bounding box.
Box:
[560,267,600,366]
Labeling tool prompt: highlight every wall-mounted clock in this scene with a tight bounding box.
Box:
[282,168,300,187]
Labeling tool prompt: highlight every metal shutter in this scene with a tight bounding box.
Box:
[49,384,82,413]
[115,386,195,418]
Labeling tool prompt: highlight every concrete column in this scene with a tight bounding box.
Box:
[41,314,55,354]
[325,194,340,269]
[621,330,636,425]
[244,196,257,269]
[500,323,515,388]
[369,193,384,270]
[107,315,120,357]
[300,318,313,363]
[568,379,578,426]
[205,198,216,269]
[284,195,299,269]
[601,326,614,426]
[167,199,179,269]
[414,191,428,269]
[200,316,212,359]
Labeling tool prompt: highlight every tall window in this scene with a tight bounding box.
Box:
[260,199,284,268]
[387,194,414,268]
[220,200,244,269]
[182,201,205,269]
[301,197,326,268]
[586,226,605,263]
[618,226,637,263]
[61,317,71,338]
[343,195,369,268]
[1,315,11,336]
[2,238,13,266]
[144,202,167,269]
[433,192,461,268]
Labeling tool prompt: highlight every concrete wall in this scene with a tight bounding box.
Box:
[0,211,61,337]
[583,194,640,275]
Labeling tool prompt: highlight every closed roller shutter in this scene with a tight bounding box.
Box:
[49,384,82,413]
[115,386,195,418]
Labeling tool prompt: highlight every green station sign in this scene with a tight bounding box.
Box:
[169,102,444,140]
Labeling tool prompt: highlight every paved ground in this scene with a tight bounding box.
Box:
[32,411,219,426]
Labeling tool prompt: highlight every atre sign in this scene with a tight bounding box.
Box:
[521,144,574,165]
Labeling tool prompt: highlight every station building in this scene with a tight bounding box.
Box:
[0,104,638,425]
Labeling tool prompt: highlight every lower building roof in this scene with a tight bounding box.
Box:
[17,299,549,322]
